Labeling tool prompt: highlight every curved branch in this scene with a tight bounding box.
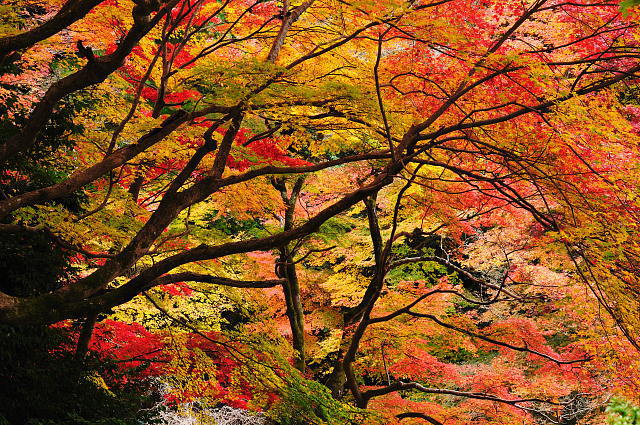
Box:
[362,380,562,406]
[0,0,104,58]
[406,311,590,365]
[0,168,396,324]
[396,412,443,425]
[417,62,640,143]
[389,255,520,299]
[151,272,285,288]
[0,0,180,163]
[369,289,504,324]
[0,106,232,220]
[266,0,315,63]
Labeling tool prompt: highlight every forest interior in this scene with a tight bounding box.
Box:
[1,0,640,424]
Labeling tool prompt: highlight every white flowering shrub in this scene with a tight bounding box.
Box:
[154,405,271,425]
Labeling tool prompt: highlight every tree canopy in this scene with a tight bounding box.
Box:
[1,0,640,424]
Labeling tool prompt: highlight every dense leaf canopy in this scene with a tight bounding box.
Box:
[1,0,640,424]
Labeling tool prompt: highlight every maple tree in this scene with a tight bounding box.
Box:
[2,0,640,424]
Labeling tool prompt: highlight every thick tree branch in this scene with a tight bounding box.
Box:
[0,0,179,163]
[266,0,315,63]
[0,168,396,324]
[0,0,104,58]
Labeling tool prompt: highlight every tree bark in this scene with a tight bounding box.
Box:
[273,176,306,372]
[0,0,176,164]
[0,0,104,60]
[74,313,98,362]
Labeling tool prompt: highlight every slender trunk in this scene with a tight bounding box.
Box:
[280,247,305,371]
[273,176,306,372]
[74,313,98,362]
[342,194,385,408]
[326,346,347,398]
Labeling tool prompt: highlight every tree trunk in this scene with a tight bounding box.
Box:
[273,176,306,372]
[74,313,98,362]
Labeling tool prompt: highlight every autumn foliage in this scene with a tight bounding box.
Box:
[1,0,640,424]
